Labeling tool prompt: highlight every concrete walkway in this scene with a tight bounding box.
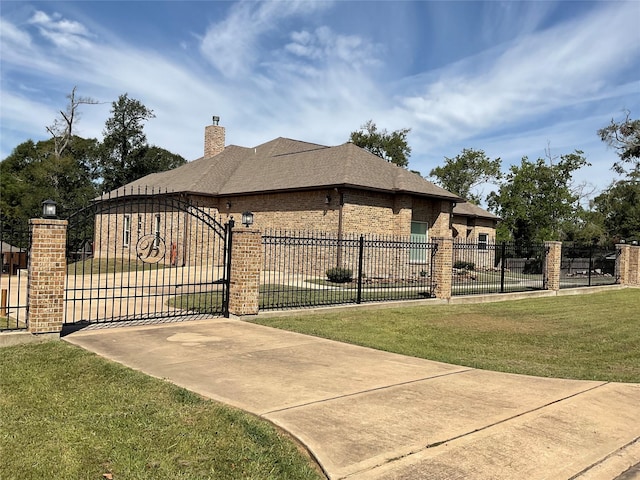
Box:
[64,317,640,480]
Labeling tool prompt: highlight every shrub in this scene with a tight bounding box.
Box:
[454,260,475,271]
[523,258,543,274]
[326,267,353,283]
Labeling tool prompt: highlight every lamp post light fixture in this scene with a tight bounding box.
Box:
[42,199,57,219]
[241,211,254,228]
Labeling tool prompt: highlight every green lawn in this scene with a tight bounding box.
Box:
[0,342,323,480]
[67,257,168,275]
[250,289,640,383]
[168,284,434,312]
[0,316,25,330]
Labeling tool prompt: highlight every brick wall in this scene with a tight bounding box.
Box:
[209,188,451,238]
[262,231,436,281]
[451,216,497,243]
[27,219,67,334]
[93,200,226,268]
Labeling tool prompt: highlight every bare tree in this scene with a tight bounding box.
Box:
[46,86,99,158]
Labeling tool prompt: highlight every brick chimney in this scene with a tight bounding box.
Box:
[204,116,225,157]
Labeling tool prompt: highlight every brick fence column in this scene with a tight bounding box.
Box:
[228,228,262,316]
[27,219,68,334]
[433,237,453,300]
[632,246,640,286]
[617,244,639,286]
[544,241,562,291]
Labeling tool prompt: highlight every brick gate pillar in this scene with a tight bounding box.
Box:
[433,237,453,300]
[544,241,562,291]
[632,245,640,286]
[228,228,262,316]
[617,244,640,286]
[27,219,68,334]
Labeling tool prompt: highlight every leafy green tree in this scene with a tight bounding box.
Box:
[349,120,411,168]
[598,110,640,177]
[562,207,608,245]
[429,148,501,204]
[487,151,589,243]
[127,145,187,181]
[591,180,640,242]
[0,137,99,227]
[100,94,154,190]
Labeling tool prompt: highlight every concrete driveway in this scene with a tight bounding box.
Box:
[64,317,640,480]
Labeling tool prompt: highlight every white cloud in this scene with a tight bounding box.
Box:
[285,26,380,68]
[0,91,57,158]
[199,0,331,78]
[400,2,640,148]
[29,10,93,49]
[0,18,32,47]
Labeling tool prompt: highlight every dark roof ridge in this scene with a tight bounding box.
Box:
[191,145,253,194]
[254,137,329,158]
[259,136,328,149]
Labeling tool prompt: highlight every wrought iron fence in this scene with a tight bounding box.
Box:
[261,231,436,310]
[0,220,30,330]
[452,240,547,296]
[560,242,618,288]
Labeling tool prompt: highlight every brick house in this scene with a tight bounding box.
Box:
[450,202,500,269]
[95,120,498,267]
[1,241,27,275]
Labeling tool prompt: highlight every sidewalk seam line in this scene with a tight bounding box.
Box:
[341,381,611,479]
[567,436,640,480]
[262,368,474,415]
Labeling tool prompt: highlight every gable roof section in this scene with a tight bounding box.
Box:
[112,137,461,201]
[453,201,500,221]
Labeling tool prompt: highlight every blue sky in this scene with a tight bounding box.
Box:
[1,1,639,201]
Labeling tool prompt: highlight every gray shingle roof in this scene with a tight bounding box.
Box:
[111,137,462,202]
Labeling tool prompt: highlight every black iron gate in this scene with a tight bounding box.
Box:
[64,191,232,325]
[0,220,30,330]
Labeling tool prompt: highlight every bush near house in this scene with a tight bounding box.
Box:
[326,267,353,283]
[454,260,475,271]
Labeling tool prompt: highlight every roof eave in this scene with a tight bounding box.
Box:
[219,183,464,201]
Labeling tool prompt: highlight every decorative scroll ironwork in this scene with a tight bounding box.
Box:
[64,190,231,325]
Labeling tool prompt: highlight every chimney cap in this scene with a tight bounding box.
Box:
[212,115,220,125]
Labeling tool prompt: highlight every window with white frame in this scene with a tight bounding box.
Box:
[478,233,488,250]
[123,214,131,247]
[153,214,161,248]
